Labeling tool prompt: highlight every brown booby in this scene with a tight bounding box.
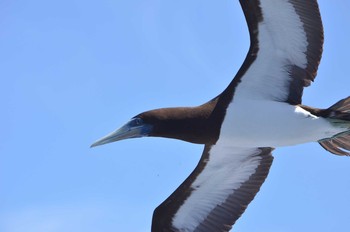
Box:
[91,0,350,231]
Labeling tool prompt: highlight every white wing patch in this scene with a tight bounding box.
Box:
[172,146,262,231]
[235,0,308,101]
[260,0,308,67]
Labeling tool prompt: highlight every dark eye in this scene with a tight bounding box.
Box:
[132,118,143,126]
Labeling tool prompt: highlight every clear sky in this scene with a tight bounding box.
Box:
[1,0,350,231]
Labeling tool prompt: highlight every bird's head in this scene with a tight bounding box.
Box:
[91,103,219,148]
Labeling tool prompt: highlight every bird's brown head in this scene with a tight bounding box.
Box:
[91,102,220,148]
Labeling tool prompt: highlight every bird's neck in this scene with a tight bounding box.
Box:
[139,98,223,144]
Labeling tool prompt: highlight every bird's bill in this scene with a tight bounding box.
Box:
[90,118,152,147]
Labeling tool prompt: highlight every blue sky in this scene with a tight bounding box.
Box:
[1,0,350,231]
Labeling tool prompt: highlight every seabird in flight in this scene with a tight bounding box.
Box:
[91,0,350,231]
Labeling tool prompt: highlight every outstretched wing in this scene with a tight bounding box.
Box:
[151,145,274,232]
[227,0,323,105]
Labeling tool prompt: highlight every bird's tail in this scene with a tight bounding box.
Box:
[319,96,350,156]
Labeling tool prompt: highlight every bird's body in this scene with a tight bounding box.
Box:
[222,100,345,147]
[92,0,350,231]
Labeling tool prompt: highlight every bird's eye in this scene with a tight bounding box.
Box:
[132,118,143,126]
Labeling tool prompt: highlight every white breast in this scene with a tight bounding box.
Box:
[219,99,345,148]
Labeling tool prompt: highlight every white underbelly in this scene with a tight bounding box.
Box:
[218,99,345,148]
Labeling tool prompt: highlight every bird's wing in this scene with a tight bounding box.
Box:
[151,145,274,232]
[227,0,323,105]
